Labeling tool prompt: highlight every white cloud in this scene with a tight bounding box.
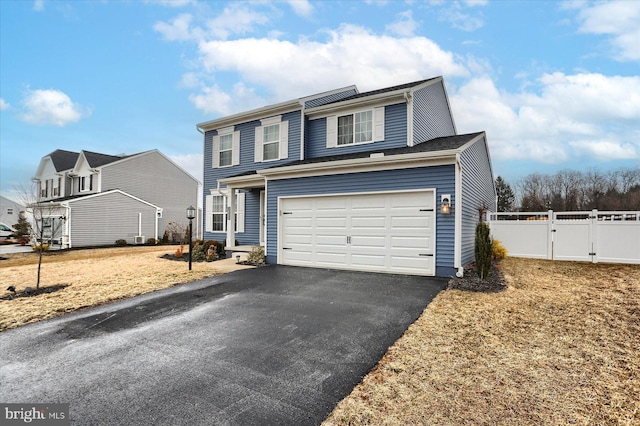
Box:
[19,89,91,127]
[450,73,640,164]
[169,153,203,182]
[287,0,313,17]
[439,4,484,31]
[575,0,640,61]
[0,99,10,110]
[195,24,469,103]
[154,5,269,41]
[189,82,266,116]
[386,10,419,36]
[144,0,196,7]
[33,0,44,12]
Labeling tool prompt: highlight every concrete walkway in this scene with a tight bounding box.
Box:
[0,265,446,425]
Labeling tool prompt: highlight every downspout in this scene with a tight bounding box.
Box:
[299,101,305,161]
[62,202,71,249]
[454,154,464,278]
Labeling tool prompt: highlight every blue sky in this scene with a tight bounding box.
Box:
[1,0,639,201]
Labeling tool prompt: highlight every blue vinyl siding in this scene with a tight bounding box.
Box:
[305,102,408,158]
[266,165,456,275]
[202,110,301,243]
[413,81,456,144]
[459,136,496,265]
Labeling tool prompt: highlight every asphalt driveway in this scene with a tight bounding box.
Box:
[0,265,446,425]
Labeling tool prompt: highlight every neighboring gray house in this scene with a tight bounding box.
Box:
[198,77,496,277]
[32,149,199,248]
[0,195,27,227]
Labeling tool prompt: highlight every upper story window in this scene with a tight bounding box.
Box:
[212,126,240,168]
[79,175,93,192]
[327,106,385,148]
[338,110,373,145]
[255,116,288,162]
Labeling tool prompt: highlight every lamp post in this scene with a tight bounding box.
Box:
[186,206,196,271]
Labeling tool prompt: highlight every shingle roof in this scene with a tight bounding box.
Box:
[265,132,483,169]
[48,150,79,172]
[83,151,127,167]
[325,77,440,104]
[226,132,483,180]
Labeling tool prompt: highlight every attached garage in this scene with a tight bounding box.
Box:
[279,190,436,275]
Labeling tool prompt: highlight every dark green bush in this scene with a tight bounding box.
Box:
[146,238,157,245]
[191,244,205,262]
[161,230,169,245]
[475,222,492,280]
[115,239,127,246]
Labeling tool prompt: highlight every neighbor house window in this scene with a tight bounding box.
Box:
[219,134,233,167]
[337,110,372,145]
[262,124,280,161]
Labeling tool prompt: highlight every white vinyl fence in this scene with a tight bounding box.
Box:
[489,210,640,265]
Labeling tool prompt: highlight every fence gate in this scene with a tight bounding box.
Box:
[489,210,640,265]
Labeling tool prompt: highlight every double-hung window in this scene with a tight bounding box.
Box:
[255,116,288,162]
[262,124,280,161]
[219,134,233,167]
[327,106,385,148]
[205,191,245,233]
[212,127,240,168]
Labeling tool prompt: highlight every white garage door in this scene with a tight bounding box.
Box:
[279,190,435,275]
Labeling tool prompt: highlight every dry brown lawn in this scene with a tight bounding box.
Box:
[324,258,640,426]
[0,246,253,331]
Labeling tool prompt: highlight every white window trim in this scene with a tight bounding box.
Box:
[205,190,245,234]
[327,106,385,148]
[212,126,240,168]
[255,116,288,163]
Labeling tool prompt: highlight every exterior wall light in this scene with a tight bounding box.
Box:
[441,194,452,214]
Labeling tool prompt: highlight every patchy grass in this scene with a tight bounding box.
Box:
[0,246,252,331]
[324,258,640,425]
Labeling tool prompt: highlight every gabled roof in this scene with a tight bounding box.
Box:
[48,150,79,172]
[328,77,440,104]
[82,151,127,168]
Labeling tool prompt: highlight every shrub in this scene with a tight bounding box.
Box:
[32,243,50,252]
[492,239,507,260]
[192,239,203,249]
[191,243,205,262]
[146,238,157,245]
[175,245,184,258]
[115,239,127,246]
[161,231,169,245]
[474,222,492,280]
[247,246,265,265]
[205,244,217,261]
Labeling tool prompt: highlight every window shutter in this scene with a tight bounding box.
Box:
[279,121,289,159]
[374,107,385,142]
[236,191,245,233]
[254,126,263,162]
[232,131,240,166]
[205,195,213,233]
[212,135,220,168]
[326,116,337,148]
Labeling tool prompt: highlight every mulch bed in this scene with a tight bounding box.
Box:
[446,261,507,293]
[2,285,68,301]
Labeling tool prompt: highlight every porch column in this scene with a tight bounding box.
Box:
[226,188,236,249]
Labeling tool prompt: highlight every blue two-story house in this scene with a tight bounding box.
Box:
[198,77,496,277]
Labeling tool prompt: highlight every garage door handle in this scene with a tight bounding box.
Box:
[420,209,434,212]
[283,247,292,250]
[419,253,433,257]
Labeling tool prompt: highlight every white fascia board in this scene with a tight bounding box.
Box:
[305,92,407,119]
[218,174,266,188]
[457,132,486,152]
[66,189,161,210]
[197,100,301,132]
[258,150,459,180]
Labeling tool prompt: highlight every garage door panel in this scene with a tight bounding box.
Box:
[280,190,435,276]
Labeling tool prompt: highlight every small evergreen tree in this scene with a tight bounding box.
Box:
[475,222,492,280]
[495,176,515,212]
[12,212,32,241]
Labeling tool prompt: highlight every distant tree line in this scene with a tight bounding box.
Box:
[495,167,640,212]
